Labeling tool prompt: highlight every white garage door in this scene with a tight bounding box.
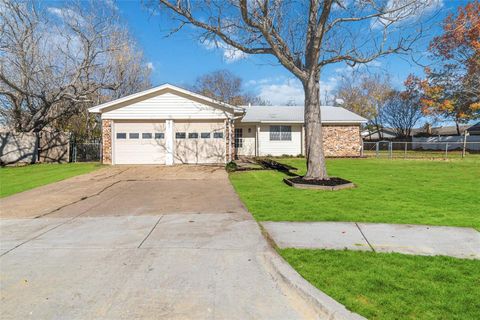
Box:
[173,121,226,164]
[114,121,167,164]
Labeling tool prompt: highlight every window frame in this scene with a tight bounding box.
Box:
[116,132,127,139]
[213,132,224,139]
[129,133,140,139]
[269,125,292,141]
[142,133,152,139]
[200,132,211,139]
[188,132,199,139]
[175,132,186,139]
[154,132,164,139]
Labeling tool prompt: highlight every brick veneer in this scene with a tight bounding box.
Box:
[322,125,362,157]
[225,119,235,162]
[102,119,112,164]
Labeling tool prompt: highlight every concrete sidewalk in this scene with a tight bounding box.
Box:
[262,221,480,259]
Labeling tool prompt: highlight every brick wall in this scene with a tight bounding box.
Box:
[102,119,112,164]
[225,119,235,162]
[322,125,362,157]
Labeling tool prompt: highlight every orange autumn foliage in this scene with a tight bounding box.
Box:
[421,1,480,122]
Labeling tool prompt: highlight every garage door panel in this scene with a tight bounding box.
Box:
[112,120,226,165]
[174,121,225,164]
[114,121,166,165]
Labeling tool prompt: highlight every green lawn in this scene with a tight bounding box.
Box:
[280,249,480,320]
[0,163,102,198]
[229,158,480,229]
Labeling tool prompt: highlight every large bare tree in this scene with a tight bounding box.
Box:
[381,75,423,139]
[151,0,436,180]
[336,73,393,139]
[0,0,151,138]
[193,69,268,106]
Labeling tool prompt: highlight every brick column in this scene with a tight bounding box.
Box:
[225,119,235,162]
[102,119,112,164]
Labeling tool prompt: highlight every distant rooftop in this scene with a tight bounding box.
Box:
[240,105,367,123]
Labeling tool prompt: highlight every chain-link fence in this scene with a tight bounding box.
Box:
[71,143,101,162]
[362,141,480,159]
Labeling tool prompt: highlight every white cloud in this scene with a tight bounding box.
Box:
[47,7,84,24]
[146,62,155,71]
[371,0,443,29]
[257,78,304,105]
[253,77,338,105]
[201,39,247,63]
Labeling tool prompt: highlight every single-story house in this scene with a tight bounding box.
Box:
[466,122,480,135]
[361,128,399,141]
[88,84,366,165]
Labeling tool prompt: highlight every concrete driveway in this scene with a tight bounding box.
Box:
[0,166,318,319]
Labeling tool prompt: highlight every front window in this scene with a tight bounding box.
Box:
[129,133,139,139]
[270,126,291,141]
[214,132,223,139]
[188,132,199,139]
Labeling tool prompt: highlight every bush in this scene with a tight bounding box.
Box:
[225,161,238,172]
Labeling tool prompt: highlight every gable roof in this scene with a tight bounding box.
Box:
[88,83,244,115]
[240,106,367,123]
[467,122,480,134]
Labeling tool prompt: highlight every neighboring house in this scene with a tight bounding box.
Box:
[361,128,399,141]
[413,124,471,137]
[88,84,366,165]
[466,122,480,135]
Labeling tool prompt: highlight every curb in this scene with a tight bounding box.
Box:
[263,250,366,320]
[260,226,366,320]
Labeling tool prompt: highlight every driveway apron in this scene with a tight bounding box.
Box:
[0,166,318,319]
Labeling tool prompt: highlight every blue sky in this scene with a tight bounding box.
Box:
[108,1,468,105]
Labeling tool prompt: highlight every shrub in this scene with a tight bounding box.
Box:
[225,161,238,172]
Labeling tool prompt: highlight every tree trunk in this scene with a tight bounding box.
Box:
[455,120,461,135]
[303,79,329,180]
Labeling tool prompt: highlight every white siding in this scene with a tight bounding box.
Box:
[258,124,302,156]
[102,91,229,120]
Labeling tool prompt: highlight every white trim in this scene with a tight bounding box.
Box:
[89,83,243,114]
[101,114,229,120]
[239,120,366,124]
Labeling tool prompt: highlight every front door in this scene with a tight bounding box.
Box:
[234,128,243,156]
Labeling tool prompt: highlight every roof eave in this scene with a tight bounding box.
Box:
[87,83,239,114]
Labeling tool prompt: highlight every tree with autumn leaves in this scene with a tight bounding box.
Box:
[420,1,480,134]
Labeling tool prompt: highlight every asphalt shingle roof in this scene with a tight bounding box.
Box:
[239,105,366,123]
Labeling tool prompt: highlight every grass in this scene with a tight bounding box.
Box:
[280,249,480,320]
[229,158,480,229]
[0,163,102,198]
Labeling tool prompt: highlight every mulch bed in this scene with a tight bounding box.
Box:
[287,176,352,186]
[284,176,355,190]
